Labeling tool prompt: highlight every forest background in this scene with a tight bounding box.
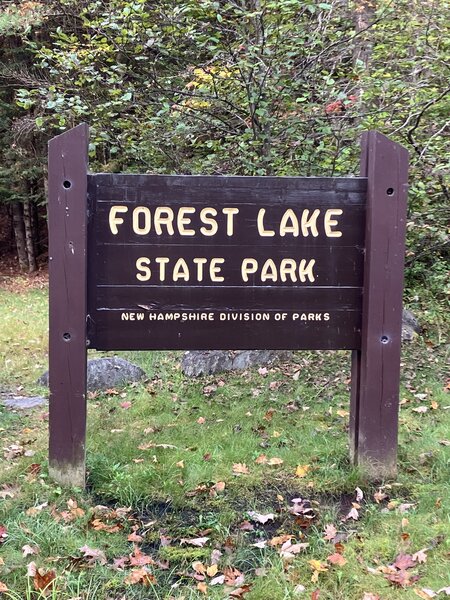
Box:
[0,0,448,306]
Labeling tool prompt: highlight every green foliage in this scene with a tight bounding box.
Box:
[2,0,449,292]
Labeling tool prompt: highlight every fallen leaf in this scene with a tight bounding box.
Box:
[374,489,387,503]
[343,507,359,521]
[255,454,268,464]
[197,417,206,424]
[32,567,56,593]
[197,581,208,594]
[248,511,275,524]
[124,567,156,585]
[393,553,416,570]
[78,545,107,566]
[22,544,39,557]
[232,463,249,475]
[336,409,349,417]
[26,502,48,516]
[413,406,428,413]
[327,552,347,566]
[280,540,309,558]
[180,536,209,547]
[308,560,328,573]
[229,585,252,597]
[0,484,19,499]
[267,457,283,466]
[207,564,218,577]
[192,561,206,574]
[355,487,364,502]
[258,367,268,376]
[311,591,320,600]
[324,523,337,541]
[269,534,292,546]
[129,546,155,567]
[0,525,8,543]
[412,549,428,564]
[385,569,419,587]
[120,401,132,409]
[0,582,8,592]
[210,549,222,565]
[251,540,267,548]
[295,464,310,478]
[263,408,275,421]
[90,518,122,533]
[362,594,380,600]
[127,532,144,542]
[293,584,306,595]
[414,589,437,599]
[398,503,415,513]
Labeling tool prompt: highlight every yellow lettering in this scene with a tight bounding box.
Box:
[172,258,190,281]
[280,258,297,282]
[222,207,239,236]
[155,257,169,281]
[177,207,196,236]
[257,208,275,237]
[136,257,151,281]
[109,205,128,235]
[301,209,320,237]
[193,257,207,281]
[241,258,258,282]
[200,208,218,236]
[261,259,278,282]
[279,209,299,237]
[299,259,316,282]
[132,206,151,235]
[324,209,343,237]
[154,207,175,235]
[210,258,225,282]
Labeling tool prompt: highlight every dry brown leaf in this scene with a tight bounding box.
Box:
[197,581,208,594]
[327,552,347,566]
[180,536,209,547]
[229,585,252,597]
[129,547,155,567]
[385,569,419,587]
[127,532,144,543]
[269,534,292,546]
[412,549,428,564]
[124,567,156,586]
[323,523,337,541]
[192,561,206,574]
[267,457,283,466]
[374,489,387,503]
[255,454,268,464]
[22,544,39,557]
[78,545,107,566]
[232,463,249,475]
[33,568,56,593]
[248,511,275,524]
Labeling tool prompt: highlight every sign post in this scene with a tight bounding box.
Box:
[48,124,408,486]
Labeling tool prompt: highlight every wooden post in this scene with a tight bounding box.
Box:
[48,124,89,487]
[350,131,408,479]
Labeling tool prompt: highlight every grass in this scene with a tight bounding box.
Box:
[0,278,449,599]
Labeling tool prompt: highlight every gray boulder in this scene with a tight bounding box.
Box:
[38,357,146,391]
[402,309,421,342]
[2,395,47,410]
[181,350,292,377]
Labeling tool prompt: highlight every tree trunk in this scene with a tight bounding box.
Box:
[12,201,29,271]
[23,200,37,272]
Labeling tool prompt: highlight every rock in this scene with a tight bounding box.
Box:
[2,396,47,410]
[402,308,421,342]
[38,357,146,391]
[181,350,292,377]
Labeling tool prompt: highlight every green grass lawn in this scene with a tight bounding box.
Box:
[0,280,449,599]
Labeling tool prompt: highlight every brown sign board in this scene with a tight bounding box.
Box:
[47,124,408,487]
[87,174,366,351]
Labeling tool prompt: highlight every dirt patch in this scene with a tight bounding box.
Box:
[0,253,48,292]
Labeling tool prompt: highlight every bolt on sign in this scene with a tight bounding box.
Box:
[48,124,408,487]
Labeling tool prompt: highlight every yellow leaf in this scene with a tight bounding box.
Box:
[296,465,310,478]
[336,409,349,417]
[207,564,218,577]
[308,560,328,573]
[272,430,281,438]
[176,460,184,468]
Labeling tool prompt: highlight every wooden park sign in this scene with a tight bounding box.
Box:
[48,124,408,486]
